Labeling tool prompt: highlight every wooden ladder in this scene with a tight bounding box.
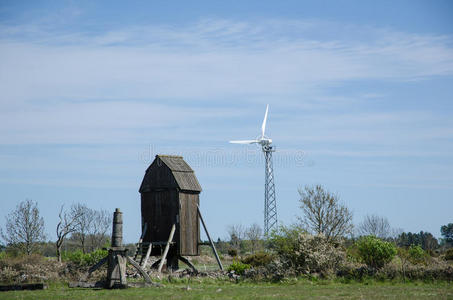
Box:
[133,223,153,268]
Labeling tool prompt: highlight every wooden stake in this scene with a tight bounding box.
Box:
[82,256,107,281]
[197,206,223,271]
[158,223,176,272]
[126,256,152,283]
[141,243,152,269]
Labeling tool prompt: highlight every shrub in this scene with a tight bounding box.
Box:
[62,249,108,266]
[0,251,8,260]
[445,248,453,261]
[269,225,344,275]
[227,260,251,275]
[241,252,274,267]
[407,245,427,265]
[228,248,238,257]
[356,236,397,269]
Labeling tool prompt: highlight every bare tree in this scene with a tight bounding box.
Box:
[71,203,93,253]
[357,214,392,239]
[227,224,245,251]
[87,209,111,251]
[0,199,46,255]
[298,185,353,240]
[56,205,83,262]
[246,223,263,253]
[71,204,111,252]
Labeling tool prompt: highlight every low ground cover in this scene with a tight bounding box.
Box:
[0,278,452,300]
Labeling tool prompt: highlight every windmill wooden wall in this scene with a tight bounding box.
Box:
[139,155,202,256]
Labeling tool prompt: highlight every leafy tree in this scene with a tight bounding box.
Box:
[356,236,397,269]
[0,199,46,255]
[440,223,453,246]
[397,231,438,251]
[298,185,353,240]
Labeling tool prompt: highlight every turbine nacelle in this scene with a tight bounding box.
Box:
[229,104,273,147]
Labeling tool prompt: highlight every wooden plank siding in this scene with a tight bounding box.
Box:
[139,155,201,257]
[141,190,180,256]
[179,192,200,256]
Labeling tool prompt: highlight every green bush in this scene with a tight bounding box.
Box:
[408,245,427,264]
[356,236,397,269]
[62,249,108,266]
[228,248,238,257]
[241,252,274,267]
[445,248,453,261]
[227,260,251,275]
[0,251,8,261]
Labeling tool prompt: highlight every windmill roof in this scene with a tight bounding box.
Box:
[139,155,202,193]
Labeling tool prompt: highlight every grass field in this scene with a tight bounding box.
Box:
[0,279,452,300]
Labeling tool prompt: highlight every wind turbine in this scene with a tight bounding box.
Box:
[230,104,277,236]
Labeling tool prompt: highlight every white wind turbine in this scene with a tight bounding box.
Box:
[230,104,277,236]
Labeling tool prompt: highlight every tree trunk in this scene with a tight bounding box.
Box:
[56,241,62,262]
[81,236,86,254]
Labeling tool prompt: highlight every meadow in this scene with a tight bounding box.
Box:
[0,279,452,300]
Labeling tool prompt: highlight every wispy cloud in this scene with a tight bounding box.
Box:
[0,18,452,166]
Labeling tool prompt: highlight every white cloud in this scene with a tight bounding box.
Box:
[0,18,452,150]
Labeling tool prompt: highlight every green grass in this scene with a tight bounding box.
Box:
[0,279,452,300]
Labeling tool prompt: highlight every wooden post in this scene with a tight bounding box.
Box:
[158,224,176,272]
[107,208,127,288]
[107,249,128,288]
[111,208,123,247]
[135,222,147,262]
[197,206,223,271]
[82,256,107,281]
[141,243,152,269]
[126,256,152,283]
[178,255,198,272]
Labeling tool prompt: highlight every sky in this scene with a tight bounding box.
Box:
[0,0,452,243]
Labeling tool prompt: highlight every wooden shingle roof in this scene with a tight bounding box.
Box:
[139,155,202,193]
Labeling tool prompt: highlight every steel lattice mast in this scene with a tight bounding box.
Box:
[229,104,277,237]
[263,144,277,236]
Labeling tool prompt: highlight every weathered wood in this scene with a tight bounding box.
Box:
[158,223,176,272]
[69,281,104,288]
[134,222,147,261]
[140,155,202,257]
[111,208,123,247]
[107,249,128,288]
[197,206,223,271]
[83,256,108,280]
[151,259,161,269]
[179,193,200,255]
[141,243,152,269]
[0,283,47,291]
[126,256,152,284]
[178,255,198,272]
[141,190,180,255]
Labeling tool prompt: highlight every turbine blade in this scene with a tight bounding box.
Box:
[261,104,269,137]
[229,140,259,144]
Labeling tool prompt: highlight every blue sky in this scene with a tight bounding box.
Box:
[1,0,453,243]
